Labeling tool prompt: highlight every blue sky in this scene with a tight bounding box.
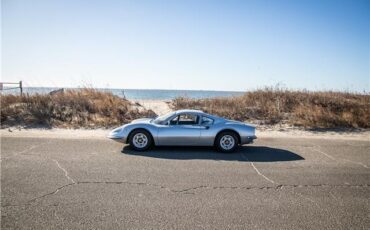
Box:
[2,0,369,91]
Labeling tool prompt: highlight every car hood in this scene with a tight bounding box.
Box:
[130,118,153,124]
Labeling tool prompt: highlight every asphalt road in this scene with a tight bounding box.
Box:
[1,136,369,229]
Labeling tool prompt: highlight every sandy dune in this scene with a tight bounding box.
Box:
[131,99,172,115]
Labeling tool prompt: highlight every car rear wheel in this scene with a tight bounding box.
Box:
[129,130,152,151]
[215,132,238,153]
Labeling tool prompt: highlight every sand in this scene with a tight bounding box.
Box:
[130,99,172,115]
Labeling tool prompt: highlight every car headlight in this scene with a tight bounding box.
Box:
[111,127,123,134]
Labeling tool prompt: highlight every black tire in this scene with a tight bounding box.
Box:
[215,131,239,153]
[129,129,153,151]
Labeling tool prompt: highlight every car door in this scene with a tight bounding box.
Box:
[199,116,216,146]
[157,113,202,146]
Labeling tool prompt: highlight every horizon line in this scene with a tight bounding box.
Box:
[9,85,370,94]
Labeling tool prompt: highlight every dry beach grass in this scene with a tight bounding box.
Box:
[171,88,370,128]
[0,88,156,128]
[1,88,369,129]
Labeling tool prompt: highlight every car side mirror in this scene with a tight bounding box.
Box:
[204,125,210,129]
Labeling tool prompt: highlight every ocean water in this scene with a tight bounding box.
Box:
[1,87,244,100]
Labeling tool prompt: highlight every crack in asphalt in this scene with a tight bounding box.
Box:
[311,146,369,169]
[3,144,370,208]
[239,153,277,184]
[52,159,76,184]
[2,182,369,208]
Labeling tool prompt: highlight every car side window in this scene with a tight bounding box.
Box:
[201,116,214,125]
[169,116,179,125]
[177,114,199,125]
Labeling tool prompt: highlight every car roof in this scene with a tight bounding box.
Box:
[172,109,224,122]
[175,109,204,115]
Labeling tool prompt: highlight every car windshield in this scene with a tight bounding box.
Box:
[152,111,176,124]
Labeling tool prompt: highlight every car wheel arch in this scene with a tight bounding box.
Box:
[127,128,155,145]
[214,129,241,145]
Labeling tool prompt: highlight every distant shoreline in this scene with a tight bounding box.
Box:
[1,87,245,100]
[16,86,246,93]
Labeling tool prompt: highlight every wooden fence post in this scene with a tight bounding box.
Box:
[19,81,23,96]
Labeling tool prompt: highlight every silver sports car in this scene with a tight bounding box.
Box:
[108,109,256,152]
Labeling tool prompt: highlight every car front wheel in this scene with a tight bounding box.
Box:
[215,132,238,153]
[129,130,152,151]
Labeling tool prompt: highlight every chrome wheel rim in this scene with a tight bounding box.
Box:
[220,135,235,150]
[132,133,148,148]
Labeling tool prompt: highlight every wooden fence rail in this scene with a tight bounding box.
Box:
[0,81,23,95]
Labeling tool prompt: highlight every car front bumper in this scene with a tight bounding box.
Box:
[107,128,128,143]
[107,136,126,143]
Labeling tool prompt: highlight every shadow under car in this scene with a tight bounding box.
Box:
[121,145,304,162]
